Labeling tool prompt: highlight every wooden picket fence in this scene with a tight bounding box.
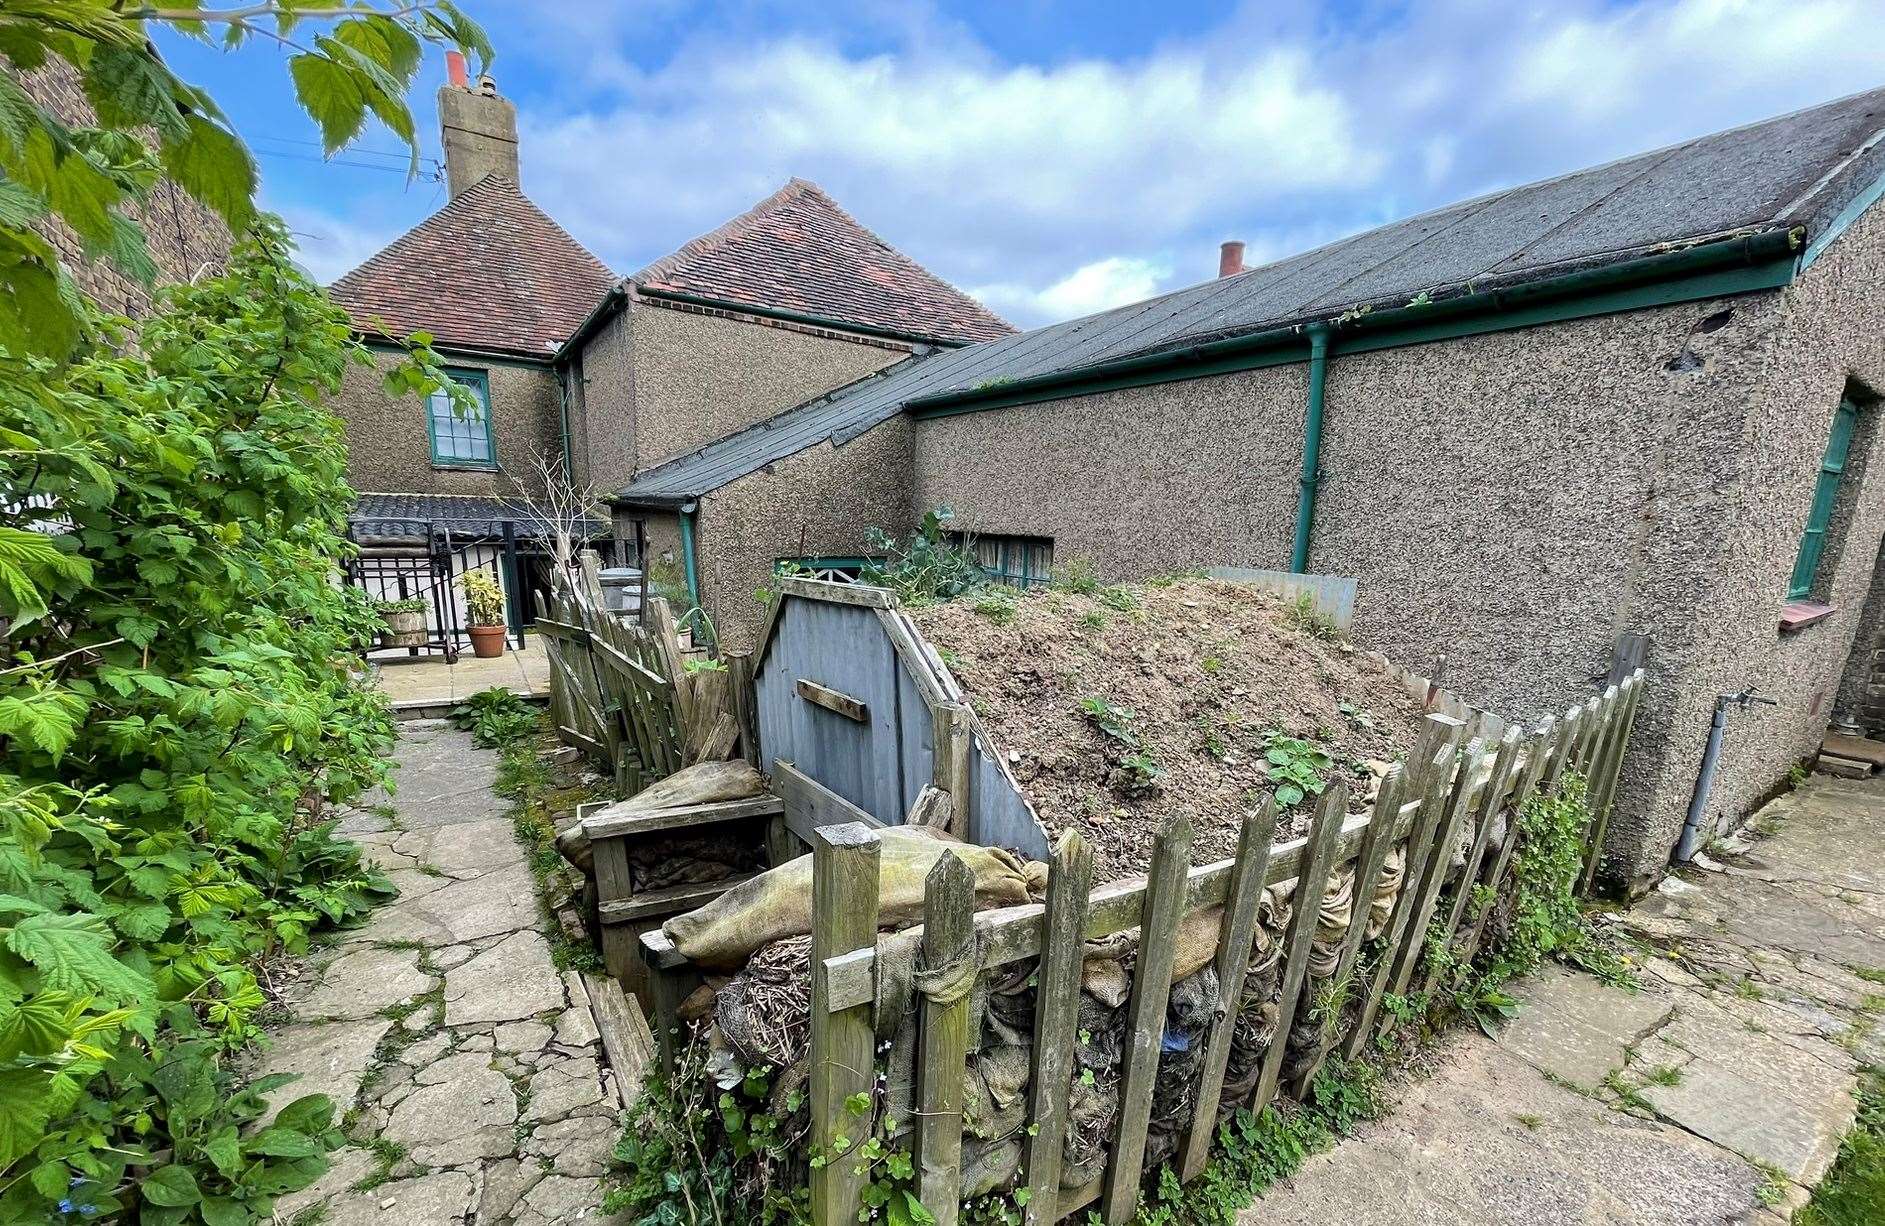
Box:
[801,670,1646,1226]
[534,584,688,794]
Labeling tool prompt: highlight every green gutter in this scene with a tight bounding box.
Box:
[1290,322,1331,573]
[636,286,972,349]
[907,228,1801,420]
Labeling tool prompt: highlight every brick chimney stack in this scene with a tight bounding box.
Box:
[1218,240,1246,279]
[438,51,518,198]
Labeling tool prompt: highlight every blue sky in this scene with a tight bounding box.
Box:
[159,0,1885,328]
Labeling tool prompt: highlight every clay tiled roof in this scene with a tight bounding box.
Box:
[330,175,615,359]
[634,179,1013,346]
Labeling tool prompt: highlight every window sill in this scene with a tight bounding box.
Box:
[1779,599,1835,634]
[431,462,499,473]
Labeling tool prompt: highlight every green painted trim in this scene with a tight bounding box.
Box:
[777,555,870,572]
[1290,323,1331,573]
[636,286,968,349]
[554,285,627,364]
[426,366,498,470]
[679,503,704,632]
[1787,397,1860,598]
[909,230,1801,421]
[1800,165,1885,271]
[363,338,554,370]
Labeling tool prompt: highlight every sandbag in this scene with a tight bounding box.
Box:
[556,758,766,870]
[665,825,1038,968]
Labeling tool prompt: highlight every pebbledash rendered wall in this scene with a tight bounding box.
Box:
[912,205,1885,892]
[627,299,907,469]
[331,348,564,501]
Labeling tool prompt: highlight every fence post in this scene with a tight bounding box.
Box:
[1102,814,1194,1225]
[913,853,975,1226]
[1181,797,1278,1180]
[810,823,881,1226]
[1581,673,1644,894]
[1254,781,1348,1114]
[1023,830,1093,1224]
[1383,739,1486,1006]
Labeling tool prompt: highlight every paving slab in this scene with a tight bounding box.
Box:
[322,1170,476,1226]
[1491,965,1675,1090]
[444,929,566,1025]
[250,1017,392,1121]
[292,945,430,1020]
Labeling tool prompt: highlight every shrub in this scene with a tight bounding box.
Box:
[1049,558,1100,594]
[859,507,988,604]
[461,569,507,627]
[0,231,435,1221]
[449,686,540,748]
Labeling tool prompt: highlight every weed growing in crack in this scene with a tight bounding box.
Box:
[1798,1065,1884,1225]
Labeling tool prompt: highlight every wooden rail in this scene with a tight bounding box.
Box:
[535,585,685,792]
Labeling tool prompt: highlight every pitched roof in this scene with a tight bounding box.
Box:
[616,85,1885,507]
[350,492,605,541]
[330,175,616,359]
[632,178,1014,346]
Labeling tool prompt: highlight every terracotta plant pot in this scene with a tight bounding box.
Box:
[379,607,428,648]
[468,623,507,658]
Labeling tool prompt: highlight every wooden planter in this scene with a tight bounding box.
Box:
[379,607,427,648]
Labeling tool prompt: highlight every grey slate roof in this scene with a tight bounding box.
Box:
[352,493,606,541]
[615,85,1885,507]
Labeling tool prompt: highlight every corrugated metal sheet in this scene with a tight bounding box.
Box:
[615,86,1885,506]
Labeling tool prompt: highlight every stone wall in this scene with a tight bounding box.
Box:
[910,202,1885,890]
[23,62,231,316]
[334,348,563,500]
[628,298,905,468]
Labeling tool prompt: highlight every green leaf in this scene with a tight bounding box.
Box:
[201,1125,242,1179]
[141,1164,202,1207]
[159,115,255,229]
[0,1069,51,1166]
[245,1125,320,1158]
[287,54,368,155]
[269,1093,334,1137]
[199,1196,248,1226]
[5,911,153,1001]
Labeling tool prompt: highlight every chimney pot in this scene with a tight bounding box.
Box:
[445,49,468,89]
[1218,240,1246,279]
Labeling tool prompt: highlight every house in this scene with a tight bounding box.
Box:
[326,57,1008,644]
[609,85,1885,893]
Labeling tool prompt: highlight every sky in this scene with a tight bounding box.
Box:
[158,0,1885,330]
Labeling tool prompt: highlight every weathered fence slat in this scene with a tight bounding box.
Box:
[915,852,975,1226]
[810,823,882,1226]
[1581,673,1643,892]
[1101,814,1194,1225]
[1342,717,1464,1061]
[1024,831,1095,1226]
[1453,717,1558,971]
[1291,765,1404,1098]
[1418,726,1523,1002]
[1383,737,1486,1006]
[1254,781,1349,1114]
[1180,798,1279,1180]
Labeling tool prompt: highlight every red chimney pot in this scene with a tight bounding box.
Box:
[445,49,468,88]
[1218,240,1246,279]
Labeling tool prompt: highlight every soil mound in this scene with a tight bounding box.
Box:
[908,578,1428,882]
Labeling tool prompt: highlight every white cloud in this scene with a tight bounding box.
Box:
[974,255,1175,322]
[278,204,400,285]
[485,0,1885,327]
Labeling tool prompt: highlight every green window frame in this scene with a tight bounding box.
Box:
[1787,396,1860,600]
[426,367,495,468]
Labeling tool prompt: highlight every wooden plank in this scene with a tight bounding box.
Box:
[1454,719,1558,970]
[906,785,953,830]
[1341,739,1459,1062]
[533,616,593,643]
[774,760,884,844]
[728,651,760,766]
[1419,726,1524,1002]
[819,796,1429,1014]
[797,677,869,722]
[582,972,655,1109]
[876,607,950,709]
[1102,813,1194,1225]
[779,575,898,609]
[810,824,881,1226]
[597,872,759,923]
[933,701,972,837]
[1180,798,1279,1181]
[766,815,808,867]
[1607,631,1651,686]
[1253,782,1348,1114]
[583,795,785,840]
[1383,739,1487,1006]
[1818,755,1874,779]
[1290,765,1404,1100]
[752,587,790,673]
[1022,831,1094,1225]
[1581,675,1644,893]
[914,852,975,1226]
[646,596,698,745]
[590,836,643,996]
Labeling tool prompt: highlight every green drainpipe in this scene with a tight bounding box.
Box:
[1289,322,1332,573]
[678,501,703,637]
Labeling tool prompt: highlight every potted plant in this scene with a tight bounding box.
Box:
[374,597,429,648]
[461,570,509,658]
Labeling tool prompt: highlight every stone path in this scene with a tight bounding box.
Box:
[254,721,623,1225]
[1243,773,1885,1224]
